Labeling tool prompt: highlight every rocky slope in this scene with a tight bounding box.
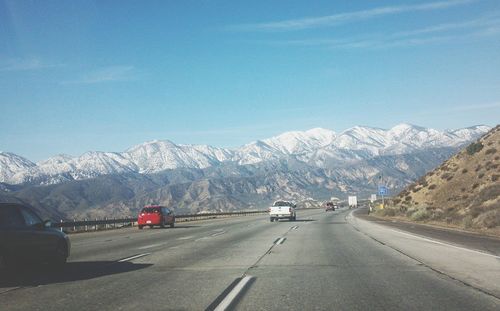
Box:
[378,125,500,234]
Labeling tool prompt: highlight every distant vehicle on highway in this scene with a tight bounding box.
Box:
[138,205,175,229]
[325,202,336,212]
[348,196,358,208]
[0,203,70,270]
[269,200,296,222]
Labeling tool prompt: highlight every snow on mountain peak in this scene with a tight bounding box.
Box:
[0,124,492,185]
[261,128,336,154]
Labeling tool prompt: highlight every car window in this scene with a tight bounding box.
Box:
[142,208,160,213]
[273,201,289,207]
[0,206,26,227]
[20,208,43,227]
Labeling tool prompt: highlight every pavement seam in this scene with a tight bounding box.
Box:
[205,222,296,310]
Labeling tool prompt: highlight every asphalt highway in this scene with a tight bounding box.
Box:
[1,208,499,310]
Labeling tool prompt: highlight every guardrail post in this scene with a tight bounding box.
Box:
[95,218,98,231]
[73,219,76,232]
[60,219,63,232]
[105,217,108,230]
[85,219,88,231]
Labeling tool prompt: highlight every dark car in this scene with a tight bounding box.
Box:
[138,205,175,229]
[325,202,336,212]
[0,203,70,270]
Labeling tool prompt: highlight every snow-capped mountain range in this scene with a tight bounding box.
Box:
[0,124,491,185]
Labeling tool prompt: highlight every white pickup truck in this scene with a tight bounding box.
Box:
[269,200,296,222]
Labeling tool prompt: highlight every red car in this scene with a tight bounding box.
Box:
[138,205,175,229]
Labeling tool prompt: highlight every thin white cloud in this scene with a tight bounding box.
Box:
[0,57,63,71]
[231,0,477,31]
[256,14,500,50]
[391,14,500,37]
[63,65,136,84]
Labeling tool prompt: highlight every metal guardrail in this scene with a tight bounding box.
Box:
[52,210,268,233]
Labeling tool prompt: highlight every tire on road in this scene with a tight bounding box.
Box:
[0,249,7,270]
[50,241,68,268]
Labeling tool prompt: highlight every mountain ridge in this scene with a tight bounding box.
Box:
[0,123,491,186]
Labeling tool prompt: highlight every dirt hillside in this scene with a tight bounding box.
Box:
[377,125,500,235]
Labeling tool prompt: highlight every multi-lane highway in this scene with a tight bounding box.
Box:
[1,208,499,310]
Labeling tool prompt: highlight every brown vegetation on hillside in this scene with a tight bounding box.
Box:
[377,125,500,235]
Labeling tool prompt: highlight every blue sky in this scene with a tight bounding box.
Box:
[1,0,499,161]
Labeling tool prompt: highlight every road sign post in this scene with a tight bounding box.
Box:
[378,186,388,209]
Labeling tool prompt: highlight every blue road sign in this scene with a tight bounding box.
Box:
[378,186,388,196]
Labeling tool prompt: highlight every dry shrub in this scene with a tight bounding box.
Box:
[478,173,485,179]
[410,209,430,221]
[475,209,500,229]
[462,215,473,229]
[380,208,396,217]
[405,195,412,202]
[466,185,500,215]
[467,142,483,155]
[406,207,417,217]
[492,175,499,182]
[462,168,468,174]
[431,208,444,220]
[470,206,481,218]
[441,173,453,180]
[485,148,497,155]
[473,184,500,204]
[428,184,437,190]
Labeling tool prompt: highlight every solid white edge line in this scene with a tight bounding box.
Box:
[118,253,150,262]
[214,276,254,311]
[177,236,194,240]
[351,211,500,260]
[137,243,162,250]
[211,231,226,237]
[386,227,500,259]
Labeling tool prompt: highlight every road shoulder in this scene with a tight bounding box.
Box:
[354,209,500,256]
[349,209,500,299]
